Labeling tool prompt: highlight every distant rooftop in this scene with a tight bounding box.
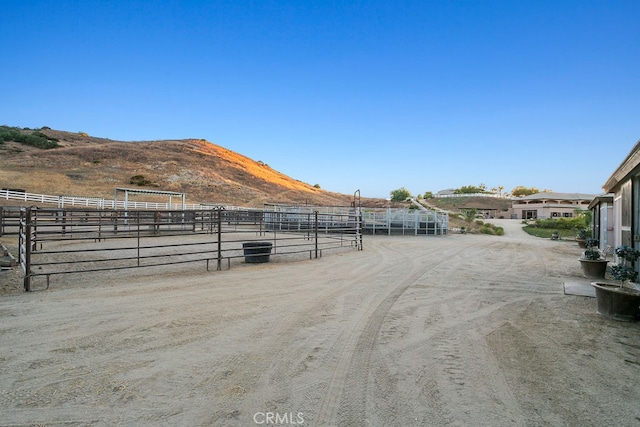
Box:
[518,192,597,201]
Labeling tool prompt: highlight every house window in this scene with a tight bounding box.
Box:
[563,212,573,217]
[523,210,537,219]
[552,212,559,217]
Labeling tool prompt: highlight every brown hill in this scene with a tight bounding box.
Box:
[0,128,395,208]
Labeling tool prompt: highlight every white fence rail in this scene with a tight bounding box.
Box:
[0,189,238,211]
[434,193,512,199]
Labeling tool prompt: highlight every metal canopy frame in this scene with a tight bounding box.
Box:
[114,187,186,210]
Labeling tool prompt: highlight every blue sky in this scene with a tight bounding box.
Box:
[2,1,639,199]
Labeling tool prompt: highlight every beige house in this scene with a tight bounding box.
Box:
[511,192,596,220]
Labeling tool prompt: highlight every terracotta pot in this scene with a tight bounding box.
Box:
[591,282,640,321]
[579,259,609,279]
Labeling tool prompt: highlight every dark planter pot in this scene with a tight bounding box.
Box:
[591,282,640,322]
[576,238,587,248]
[243,241,272,263]
[579,259,609,279]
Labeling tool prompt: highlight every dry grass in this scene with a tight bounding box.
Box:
[0,129,395,208]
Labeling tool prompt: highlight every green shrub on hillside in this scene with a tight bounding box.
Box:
[0,125,59,149]
[130,175,152,186]
[455,184,489,194]
[390,187,411,201]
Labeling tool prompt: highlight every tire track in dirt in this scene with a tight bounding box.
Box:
[194,246,390,425]
[315,239,486,426]
[237,241,396,423]
[371,288,533,425]
[362,227,573,425]
[349,234,550,425]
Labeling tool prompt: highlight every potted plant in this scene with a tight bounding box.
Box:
[551,230,560,240]
[591,245,640,321]
[578,238,608,279]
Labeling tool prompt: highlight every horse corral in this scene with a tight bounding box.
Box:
[17,206,363,291]
[3,189,449,292]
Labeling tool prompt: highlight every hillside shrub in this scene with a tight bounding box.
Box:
[455,184,489,194]
[130,175,152,186]
[0,125,59,149]
[390,187,411,202]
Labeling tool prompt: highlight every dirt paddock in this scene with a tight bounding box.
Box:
[1,219,639,426]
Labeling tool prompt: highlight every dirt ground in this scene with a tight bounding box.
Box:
[1,219,639,426]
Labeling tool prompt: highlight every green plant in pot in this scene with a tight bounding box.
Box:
[610,246,640,287]
[591,245,640,321]
[578,238,608,279]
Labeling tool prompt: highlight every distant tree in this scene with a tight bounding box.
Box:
[390,187,412,201]
[423,191,434,199]
[313,184,321,189]
[463,208,478,231]
[511,186,543,197]
[489,185,505,196]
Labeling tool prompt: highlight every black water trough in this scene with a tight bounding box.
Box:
[243,241,273,263]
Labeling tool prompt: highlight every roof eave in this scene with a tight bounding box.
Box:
[603,139,640,193]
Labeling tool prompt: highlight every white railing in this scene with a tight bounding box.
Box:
[433,193,512,199]
[0,189,241,211]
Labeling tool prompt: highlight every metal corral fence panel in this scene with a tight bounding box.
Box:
[18,207,362,291]
[0,206,22,236]
[263,204,448,236]
[360,209,448,235]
